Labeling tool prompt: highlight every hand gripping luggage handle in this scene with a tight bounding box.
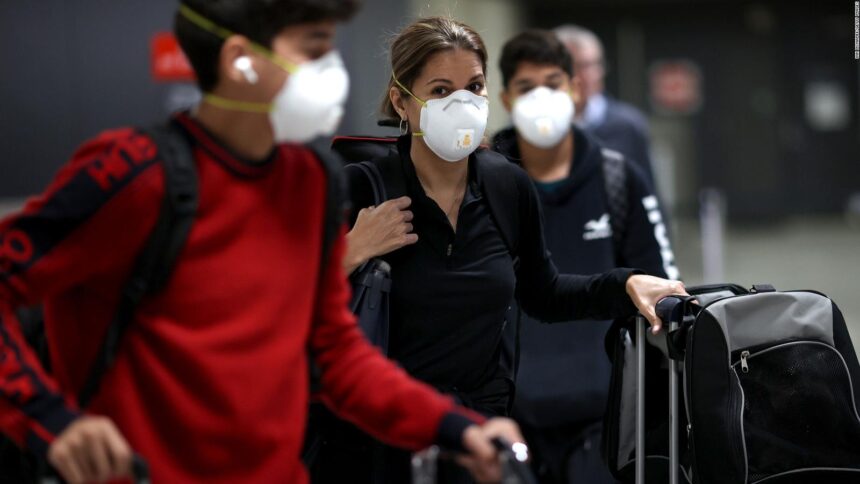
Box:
[411,438,537,484]
[656,295,698,360]
[655,295,696,327]
[42,454,149,484]
[491,437,537,484]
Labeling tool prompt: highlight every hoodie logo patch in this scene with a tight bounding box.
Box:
[583,213,613,241]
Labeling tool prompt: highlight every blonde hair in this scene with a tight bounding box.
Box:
[380,17,487,120]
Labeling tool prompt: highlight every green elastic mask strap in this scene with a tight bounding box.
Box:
[179,4,298,113]
[177,4,300,117]
[202,94,272,114]
[179,4,298,74]
[392,74,426,137]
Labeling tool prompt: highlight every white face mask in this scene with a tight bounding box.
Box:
[394,76,489,162]
[512,86,575,149]
[179,5,349,144]
[417,90,489,162]
[269,51,349,143]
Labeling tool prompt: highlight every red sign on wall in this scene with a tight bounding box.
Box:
[649,60,702,115]
[151,32,195,83]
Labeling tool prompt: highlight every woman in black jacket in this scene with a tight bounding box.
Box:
[317,16,685,483]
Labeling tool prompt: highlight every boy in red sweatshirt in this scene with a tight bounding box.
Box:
[0,1,523,482]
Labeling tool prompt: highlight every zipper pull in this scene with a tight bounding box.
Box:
[446,244,452,257]
[740,351,750,373]
[687,423,692,437]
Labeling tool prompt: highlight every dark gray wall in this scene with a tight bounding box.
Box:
[0,0,408,198]
[1,1,177,197]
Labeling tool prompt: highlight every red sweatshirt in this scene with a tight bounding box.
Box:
[0,113,479,482]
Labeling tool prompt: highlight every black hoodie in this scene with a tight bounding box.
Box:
[492,125,679,429]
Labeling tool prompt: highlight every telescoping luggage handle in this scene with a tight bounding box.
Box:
[411,437,537,484]
[635,308,683,484]
[631,296,696,484]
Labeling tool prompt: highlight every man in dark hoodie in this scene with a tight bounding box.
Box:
[492,30,680,484]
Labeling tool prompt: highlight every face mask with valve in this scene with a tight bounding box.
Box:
[178,4,349,143]
[393,75,489,162]
[512,86,575,149]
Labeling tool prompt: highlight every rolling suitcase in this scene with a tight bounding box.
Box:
[619,285,860,484]
[607,284,744,483]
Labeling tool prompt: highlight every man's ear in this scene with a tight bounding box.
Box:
[500,89,513,113]
[571,75,584,106]
[218,35,256,85]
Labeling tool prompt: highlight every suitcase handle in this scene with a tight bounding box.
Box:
[41,453,149,484]
[491,437,538,484]
[131,455,149,483]
[656,295,696,325]
[411,439,538,484]
[635,314,681,484]
[657,296,698,360]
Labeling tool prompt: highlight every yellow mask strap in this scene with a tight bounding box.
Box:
[202,94,273,114]
[178,4,299,74]
[391,74,426,136]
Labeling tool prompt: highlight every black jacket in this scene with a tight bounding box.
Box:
[587,95,655,187]
[492,126,679,429]
[345,135,639,415]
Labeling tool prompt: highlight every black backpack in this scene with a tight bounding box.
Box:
[1,125,344,483]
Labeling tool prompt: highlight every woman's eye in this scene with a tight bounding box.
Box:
[431,86,449,96]
[468,82,484,93]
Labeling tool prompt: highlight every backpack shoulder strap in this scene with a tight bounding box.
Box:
[332,134,400,205]
[346,161,388,205]
[307,139,347,269]
[78,122,198,407]
[600,147,629,263]
[302,139,349,403]
[366,153,407,202]
[476,150,521,258]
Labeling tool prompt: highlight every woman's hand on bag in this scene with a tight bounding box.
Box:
[625,274,689,333]
[344,197,418,273]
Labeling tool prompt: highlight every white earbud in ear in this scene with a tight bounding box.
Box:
[233,56,259,84]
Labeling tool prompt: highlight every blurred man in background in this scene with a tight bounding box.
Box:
[554,24,657,189]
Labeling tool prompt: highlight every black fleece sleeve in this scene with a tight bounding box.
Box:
[511,168,640,322]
